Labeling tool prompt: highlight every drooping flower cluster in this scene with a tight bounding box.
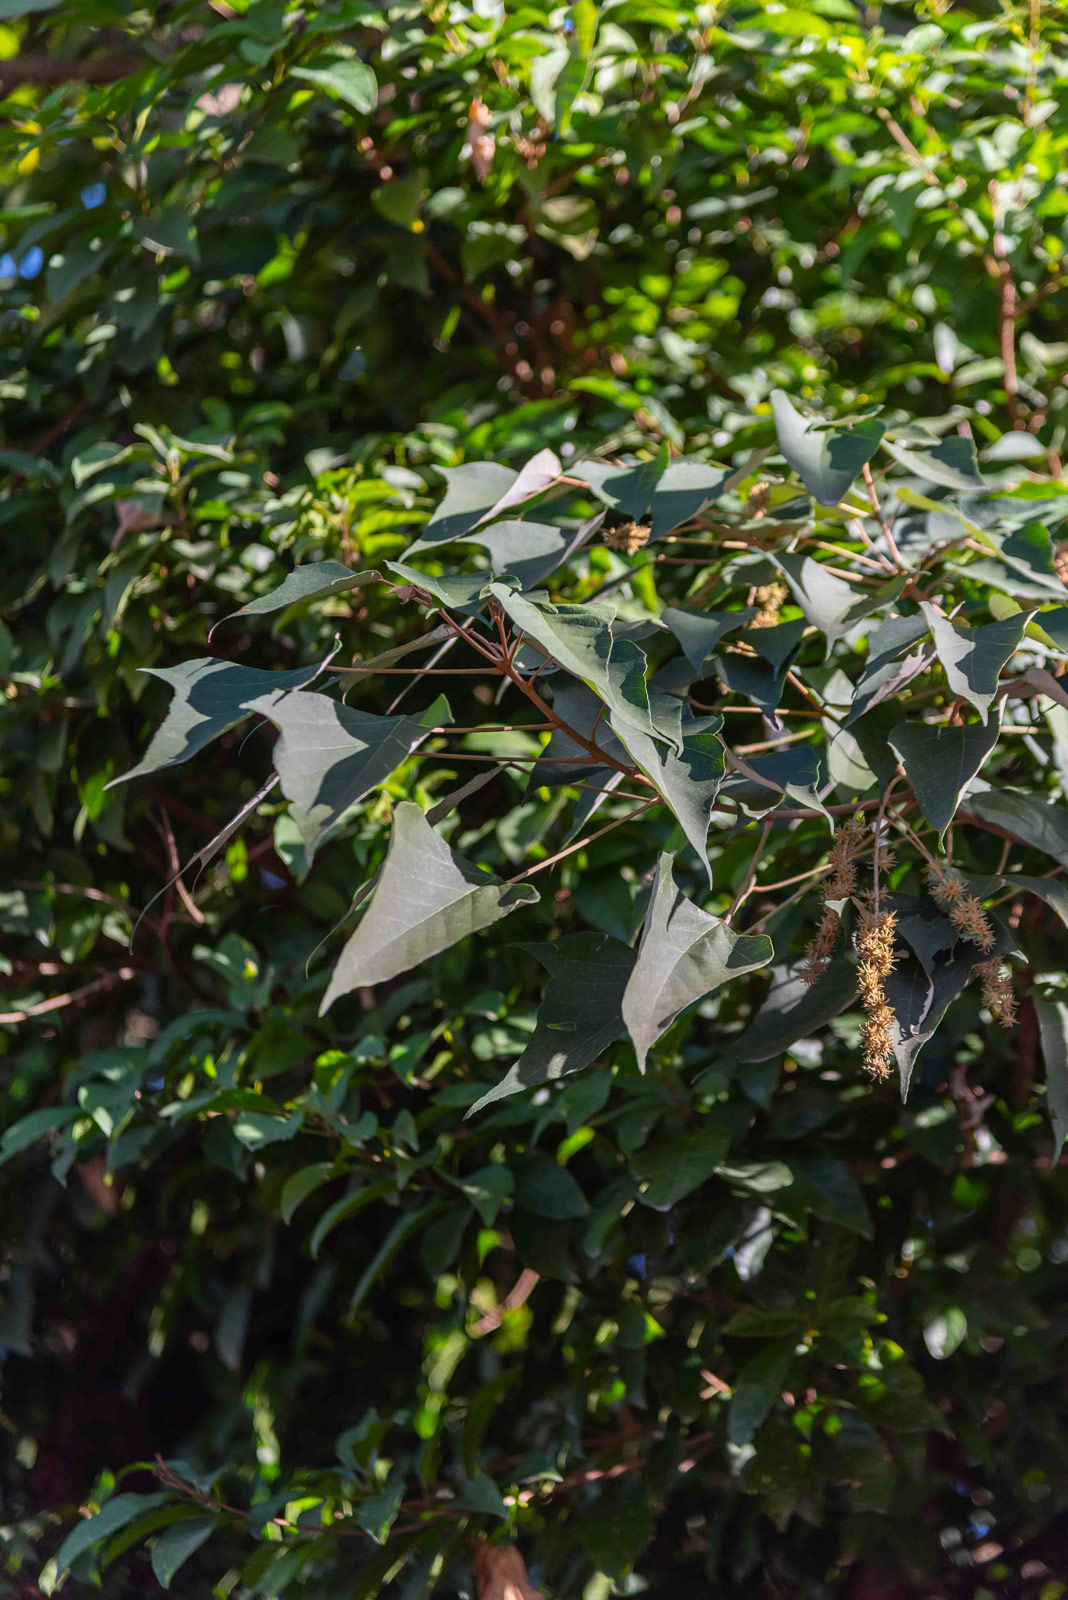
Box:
[856,908,899,1080]
[801,812,870,986]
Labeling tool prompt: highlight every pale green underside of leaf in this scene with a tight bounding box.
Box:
[213,563,378,630]
[249,689,450,860]
[622,853,772,1071]
[321,802,538,1010]
[110,657,323,785]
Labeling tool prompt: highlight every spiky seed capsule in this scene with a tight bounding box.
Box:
[975,958,1017,1028]
[927,866,995,952]
[604,520,650,555]
[802,814,871,987]
[802,906,841,985]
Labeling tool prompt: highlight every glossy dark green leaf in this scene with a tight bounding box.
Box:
[470,933,632,1113]
[632,1119,732,1210]
[150,1515,217,1589]
[727,1340,797,1446]
[779,554,902,654]
[731,962,857,1063]
[292,52,377,113]
[889,714,1001,841]
[514,1153,589,1219]
[612,714,726,884]
[966,788,1068,867]
[56,1494,171,1574]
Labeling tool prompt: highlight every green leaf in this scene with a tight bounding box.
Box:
[321,804,538,1010]
[490,585,672,750]
[889,715,1002,842]
[661,605,757,673]
[310,1179,395,1259]
[514,1153,589,1219]
[0,1105,79,1167]
[292,52,377,113]
[923,1307,968,1360]
[449,1164,513,1223]
[384,559,491,610]
[770,390,885,505]
[461,1372,516,1477]
[280,1162,342,1224]
[622,853,772,1071]
[728,1340,797,1446]
[885,920,1017,1097]
[251,690,450,861]
[348,1203,444,1315]
[632,1119,732,1211]
[356,1471,405,1544]
[612,715,727,884]
[1034,995,1068,1160]
[470,934,633,1113]
[111,657,323,785]
[921,603,1030,723]
[419,462,518,542]
[845,612,933,726]
[150,1515,216,1589]
[882,433,985,490]
[966,788,1068,868]
[721,744,831,824]
[959,522,1068,601]
[56,1494,171,1574]
[784,1153,872,1238]
[232,1109,303,1149]
[779,554,902,655]
[731,962,857,1063]
[579,1480,653,1578]
[1002,873,1068,930]
[213,564,378,631]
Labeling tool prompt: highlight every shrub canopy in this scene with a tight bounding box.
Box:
[4,4,1068,1598]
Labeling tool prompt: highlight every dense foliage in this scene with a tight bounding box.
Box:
[5,3,1068,1597]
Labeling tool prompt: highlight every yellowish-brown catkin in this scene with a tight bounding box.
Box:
[927,865,996,952]
[975,957,1017,1028]
[856,908,898,1079]
[604,520,650,556]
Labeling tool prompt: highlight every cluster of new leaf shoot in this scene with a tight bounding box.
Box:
[122,395,1068,1134]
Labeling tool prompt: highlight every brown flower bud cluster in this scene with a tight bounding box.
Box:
[604,519,650,556]
[801,812,869,985]
[975,958,1017,1028]
[751,580,788,629]
[857,908,898,1080]
[927,866,995,952]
